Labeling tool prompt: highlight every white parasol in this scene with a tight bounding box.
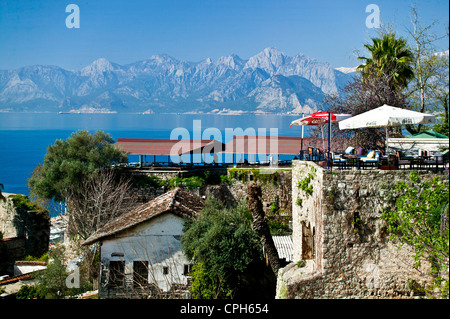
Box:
[338,104,436,153]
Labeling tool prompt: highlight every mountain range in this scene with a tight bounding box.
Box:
[0,48,355,114]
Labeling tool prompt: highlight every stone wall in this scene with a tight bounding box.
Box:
[125,167,293,225]
[0,194,49,260]
[0,237,26,274]
[0,194,19,239]
[202,168,292,224]
[123,166,228,181]
[276,161,447,299]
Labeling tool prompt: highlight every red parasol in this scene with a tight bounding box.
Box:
[290,111,351,127]
[290,111,352,156]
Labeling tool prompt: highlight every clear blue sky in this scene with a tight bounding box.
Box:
[0,0,448,71]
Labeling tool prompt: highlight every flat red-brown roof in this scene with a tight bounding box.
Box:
[221,136,303,155]
[115,138,224,156]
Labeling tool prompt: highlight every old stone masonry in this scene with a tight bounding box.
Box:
[276,160,447,299]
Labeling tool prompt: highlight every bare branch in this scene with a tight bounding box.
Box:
[67,169,139,241]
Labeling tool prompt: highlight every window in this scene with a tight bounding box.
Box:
[163,266,169,275]
[301,222,313,260]
[109,261,125,288]
[183,264,193,276]
[133,261,148,287]
[312,227,316,258]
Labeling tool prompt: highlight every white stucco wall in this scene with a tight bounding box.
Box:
[387,138,449,155]
[100,213,191,292]
[13,264,47,276]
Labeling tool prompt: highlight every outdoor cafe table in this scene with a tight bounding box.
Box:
[342,154,361,169]
[400,155,433,170]
[407,157,423,169]
[416,155,437,169]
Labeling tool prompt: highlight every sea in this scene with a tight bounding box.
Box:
[0,112,311,211]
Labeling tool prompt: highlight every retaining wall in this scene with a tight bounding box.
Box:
[276,161,447,299]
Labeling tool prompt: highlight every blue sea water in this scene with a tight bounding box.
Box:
[0,112,310,198]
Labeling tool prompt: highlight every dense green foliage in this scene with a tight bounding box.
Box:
[9,194,49,220]
[227,168,284,184]
[28,130,128,202]
[24,252,49,262]
[330,15,449,143]
[181,198,271,298]
[16,284,44,299]
[265,199,291,235]
[16,245,93,299]
[166,175,206,190]
[131,171,224,190]
[188,262,233,299]
[358,32,414,90]
[382,172,449,298]
[297,172,314,197]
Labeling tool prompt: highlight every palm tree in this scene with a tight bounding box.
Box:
[358,32,414,90]
[247,182,280,276]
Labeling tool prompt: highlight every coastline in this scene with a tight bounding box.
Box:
[0,110,305,116]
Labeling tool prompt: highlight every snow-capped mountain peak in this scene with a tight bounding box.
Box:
[0,49,355,114]
[244,47,288,73]
[80,58,118,76]
[335,66,357,74]
[216,54,245,70]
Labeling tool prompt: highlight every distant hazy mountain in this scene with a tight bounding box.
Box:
[0,48,355,114]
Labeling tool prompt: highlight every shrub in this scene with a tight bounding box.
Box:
[297,173,314,197]
[382,172,449,298]
[10,194,49,219]
[181,198,263,298]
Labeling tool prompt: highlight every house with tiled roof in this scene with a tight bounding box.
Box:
[82,187,204,299]
[0,261,47,298]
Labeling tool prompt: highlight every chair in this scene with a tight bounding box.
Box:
[308,147,318,161]
[442,150,449,167]
[316,148,325,161]
[324,150,331,167]
[299,150,306,160]
[344,146,355,155]
[360,150,381,169]
[424,155,445,171]
[328,150,347,169]
[357,149,373,158]
[388,154,398,169]
[395,151,412,169]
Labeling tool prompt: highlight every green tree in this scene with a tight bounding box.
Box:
[28,130,128,202]
[16,284,45,299]
[405,6,449,135]
[31,245,93,299]
[33,245,68,299]
[181,198,271,298]
[188,262,233,299]
[326,29,414,151]
[382,172,449,298]
[358,31,414,91]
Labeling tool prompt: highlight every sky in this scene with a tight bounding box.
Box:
[0,0,448,71]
